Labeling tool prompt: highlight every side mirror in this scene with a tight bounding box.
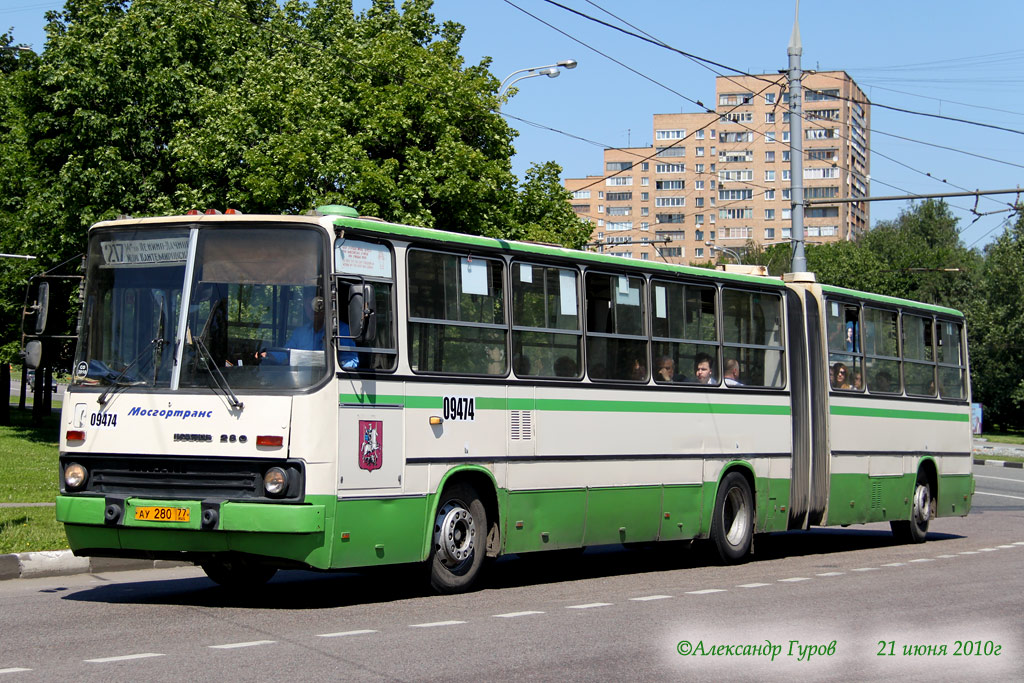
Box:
[23,340,42,369]
[33,282,50,335]
[346,283,376,342]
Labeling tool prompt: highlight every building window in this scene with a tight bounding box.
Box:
[641,207,649,216]
[607,206,631,216]
[696,130,705,140]
[782,209,792,220]
[607,221,633,231]
[764,190,775,200]
[641,252,649,260]
[606,176,633,186]
[782,189,791,200]
[695,197,704,208]
[656,129,686,140]
[695,164,705,173]
[655,197,686,208]
[782,151,791,162]
[719,92,753,106]
[765,209,775,220]
[598,205,604,213]
[765,131,776,143]
[696,147,705,157]
[656,180,685,190]
[695,180,704,190]
[660,247,682,258]
[640,222,649,231]
[641,192,649,201]
[657,146,686,157]
[695,214,704,225]
[606,191,632,201]
[695,230,704,241]
[606,161,633,172]
[765,228,775,239]
[655,163,686,173]
[641,177,650,186]
[572,190,591,199]
[765,151,775,163]
[765,112,775,123]
[598,191,604,199]
[695,247,704,258]
[765,93,776,104]
[765,170,776,182]
[782,170,791,181]
[641,162,649,171]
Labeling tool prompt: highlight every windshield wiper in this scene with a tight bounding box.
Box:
[97,338,164,405]
[192,334,244,410]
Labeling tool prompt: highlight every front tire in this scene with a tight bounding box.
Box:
[201,556,277,589]
[428,483,487,594]
[710,471,754,563]
[891,470,934,543]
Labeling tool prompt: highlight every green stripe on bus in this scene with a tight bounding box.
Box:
[340,393,788,416]
[830,405,969,422]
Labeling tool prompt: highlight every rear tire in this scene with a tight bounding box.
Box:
[891,470,934,544]
[710,471,754,563]
[428,483,487,594]
[201,556,277,589]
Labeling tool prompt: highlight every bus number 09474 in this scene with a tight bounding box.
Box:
[443,396,475,421]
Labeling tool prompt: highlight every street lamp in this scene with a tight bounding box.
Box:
[705,242,743,264]
[498,59,577,98]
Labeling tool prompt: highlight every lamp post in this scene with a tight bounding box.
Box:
[705,242,743,264]
[498,59,577,99]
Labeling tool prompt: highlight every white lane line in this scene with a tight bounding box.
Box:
[1014,541,1024,546]
[978,548,998,552]
[997,545,1016,549]
[209,641,276,650]
[852,567,880,572]
[974,491,1024,501]
[882,562,906,567]
[936,554,957,558]
[816,572,845,577]
[566,602,612,609]
[685,589,726,595]
[493,611,545,618]
[974,474,1024,483]
[0,669,32,674]
[778,577,810,582]
[909,558,934,563]
[85,653,165,663]
[630,595,672,602]
[317,630,378,638]
[737,583,770,588]
[959,551,980,555]
[410,621,466,628]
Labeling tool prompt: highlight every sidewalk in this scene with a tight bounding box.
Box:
[0,551,187,581]
[972,437,1024,468]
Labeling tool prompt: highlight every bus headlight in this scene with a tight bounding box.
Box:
[263,467,288,496]
[64,463,88,490]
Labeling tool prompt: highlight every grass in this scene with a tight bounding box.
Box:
[0,507,68,555]
[980,430,1024,446]
[0,409,69,554]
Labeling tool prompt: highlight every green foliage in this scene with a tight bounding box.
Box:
[0,0,588,363]
[968,209,1024,429]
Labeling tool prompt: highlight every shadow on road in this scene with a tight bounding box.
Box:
[59,526,964,610]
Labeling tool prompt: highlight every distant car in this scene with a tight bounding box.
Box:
[26,369,58,393]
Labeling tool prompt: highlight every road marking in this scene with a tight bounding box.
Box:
[778,577,810,582]
[909,558,934,563]
[566,602,612,609]
[493,611,545,618]
[85,653,165,663]
[317,630,378,638]
[630,595,672,601]
[737,583,770,588]
[935,554,957,558]
[1014,541,1024,545]
[997,545,1016,549]
[685,589,727,595]
[882,562,906,567]
[974,491,1024,501]
[852,567,879,572]
[410,620,466,628]
[0,669,32,674]
[959,551,980,555]
[978,548,998,552]
[816,572,845,576]
[209,641,276,649]
[974,474,1024,483]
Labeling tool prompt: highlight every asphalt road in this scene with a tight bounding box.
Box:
[0,462,1020,682]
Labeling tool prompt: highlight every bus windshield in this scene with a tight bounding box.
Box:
[74,224,330,392]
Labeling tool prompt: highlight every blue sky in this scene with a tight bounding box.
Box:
[4,1,1023,250]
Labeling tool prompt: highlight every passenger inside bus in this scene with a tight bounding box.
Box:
[831,362,851,389]
[694,353,715,384]
[723,358,743,386]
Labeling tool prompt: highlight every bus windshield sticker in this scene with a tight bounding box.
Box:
[460,258,488,295]
[559,269,577,315]
[519,264,533,283]
[618,275,629,294]
[358,420,383,471]
[655,285,667,318]
[101,238,189,266]
[334,240,392,278]
[443,396,476,422]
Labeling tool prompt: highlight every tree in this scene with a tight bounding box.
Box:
[968,209,1024,430]
[503,161,592,249]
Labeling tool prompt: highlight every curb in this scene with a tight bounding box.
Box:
[973,458,1024,469]
[0,550,189,581]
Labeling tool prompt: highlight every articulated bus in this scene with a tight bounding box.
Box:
[55,206,974,592]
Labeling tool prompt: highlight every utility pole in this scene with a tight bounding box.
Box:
[787,0,808,274]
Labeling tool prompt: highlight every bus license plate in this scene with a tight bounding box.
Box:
[134,506,190,522]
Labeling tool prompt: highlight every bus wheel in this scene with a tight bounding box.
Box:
[891,471,934,544]
[201,556,277,589]
[710,472,754,563]
[429,483,486,594]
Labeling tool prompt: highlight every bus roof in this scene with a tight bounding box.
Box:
[820,284,963,317]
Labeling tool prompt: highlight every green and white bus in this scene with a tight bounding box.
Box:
[55,207,974,592]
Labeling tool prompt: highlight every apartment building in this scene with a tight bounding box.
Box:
[565,71,869,264]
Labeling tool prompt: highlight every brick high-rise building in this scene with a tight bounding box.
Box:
[565,71,869,265]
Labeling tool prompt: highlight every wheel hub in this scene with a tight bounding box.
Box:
[912,483,932,524]
[434,500,476,569]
